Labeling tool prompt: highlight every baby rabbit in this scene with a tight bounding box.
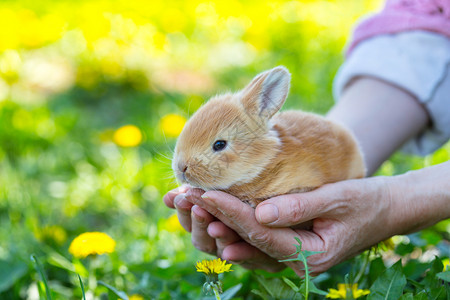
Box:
[172,67,365,207]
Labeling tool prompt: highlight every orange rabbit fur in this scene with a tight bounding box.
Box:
[173,67,365,207]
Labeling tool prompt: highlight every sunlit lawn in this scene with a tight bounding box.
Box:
[0,0,449,299]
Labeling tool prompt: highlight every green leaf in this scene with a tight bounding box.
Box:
[251,289,270,300]
[255,275,301,299]
[368,257,386,285]
[281,251,325,262]
[399,293,414,300]
[281,237,324,261]
[0,260,28,292]
[445,283,450,300]
[299,280,328,296]
[282,277,300,292]
[368,260,406,300]
[31,254,52,300]
[428,286,446,300]
[395,243,415,256]
[78,274,86,300]
[403,259,430,280]
[429,258,444,275]
[278,237,327,299]
[413,291,428,300]
[422,257,445,292]
[220,284,242,300]
[407,278,425,291]
[47,250,75,272]
[437,271,450,282]
[98,280,128,300]
[301,250,326,258]
[71,258,89,278]
[420,230,443,246]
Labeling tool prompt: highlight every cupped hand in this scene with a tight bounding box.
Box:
[163,185,217,254]
[184,176,396,275]
[163,176,396,275]
[163,185,285,271]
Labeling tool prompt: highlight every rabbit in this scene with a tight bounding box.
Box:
[172,66,365,207]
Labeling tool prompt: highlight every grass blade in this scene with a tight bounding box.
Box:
[78,274,86,300]
[98,280,128,300]
[30,254,52,300]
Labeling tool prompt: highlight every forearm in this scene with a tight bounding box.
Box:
[387,161,450,235]
[327,77,429,175]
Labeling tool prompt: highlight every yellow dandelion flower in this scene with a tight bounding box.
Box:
[159,113,186,138]
[377,237,395,252]
[197,258,233,296]
[327,283,370,299]
[113,125,142,147]
[119,295,144,300]
[443,258,449,271]
[164,213,183,233]
[196,258,233,275]
[69,232,116,258]
[35,225,67,245]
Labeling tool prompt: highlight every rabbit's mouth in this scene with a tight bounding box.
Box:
[175,171,190,186]
[177,170,201,189]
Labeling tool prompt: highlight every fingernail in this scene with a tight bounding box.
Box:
[201,194,217,208]
[174,194,186,208]
[192,207,205,224]
[257,203,279,224]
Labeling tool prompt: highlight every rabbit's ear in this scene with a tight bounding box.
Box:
[240,66,290,119]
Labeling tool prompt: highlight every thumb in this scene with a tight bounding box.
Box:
[255,191,328,227]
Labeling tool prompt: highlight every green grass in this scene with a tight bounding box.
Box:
[0,0,449,298]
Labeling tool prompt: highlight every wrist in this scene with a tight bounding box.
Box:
[387,162,450,235]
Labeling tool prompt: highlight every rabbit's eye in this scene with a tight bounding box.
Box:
[213,140,227,152]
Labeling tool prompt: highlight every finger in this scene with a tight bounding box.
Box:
[194,191,324,259]
[193,191,331,275]
[222,242,285,273]
[174,193,194,232]
[207,221,241,257]
[188,190,258,238]
[255,187,332,227]
[207,221,241,244]
[191,205,217,255]
[163,185,190,208]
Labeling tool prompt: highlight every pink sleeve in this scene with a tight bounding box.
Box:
[347,0,450,55]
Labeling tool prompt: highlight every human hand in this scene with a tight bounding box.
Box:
[162,186,285,271]
[186,176,396,275]
[163,185,217,254]
[164,162,450,275]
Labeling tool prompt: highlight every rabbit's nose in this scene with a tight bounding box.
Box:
[178,162,188,173]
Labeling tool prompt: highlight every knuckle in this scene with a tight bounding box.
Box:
[191,238,216,255]
[190,188,205,197]
[219,207,238,220]
[289,198,307,222]
[247,230,272,246]
[184,193,196,204]
[177,206,191,217]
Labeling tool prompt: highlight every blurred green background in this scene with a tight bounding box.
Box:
[1,0,449,299]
